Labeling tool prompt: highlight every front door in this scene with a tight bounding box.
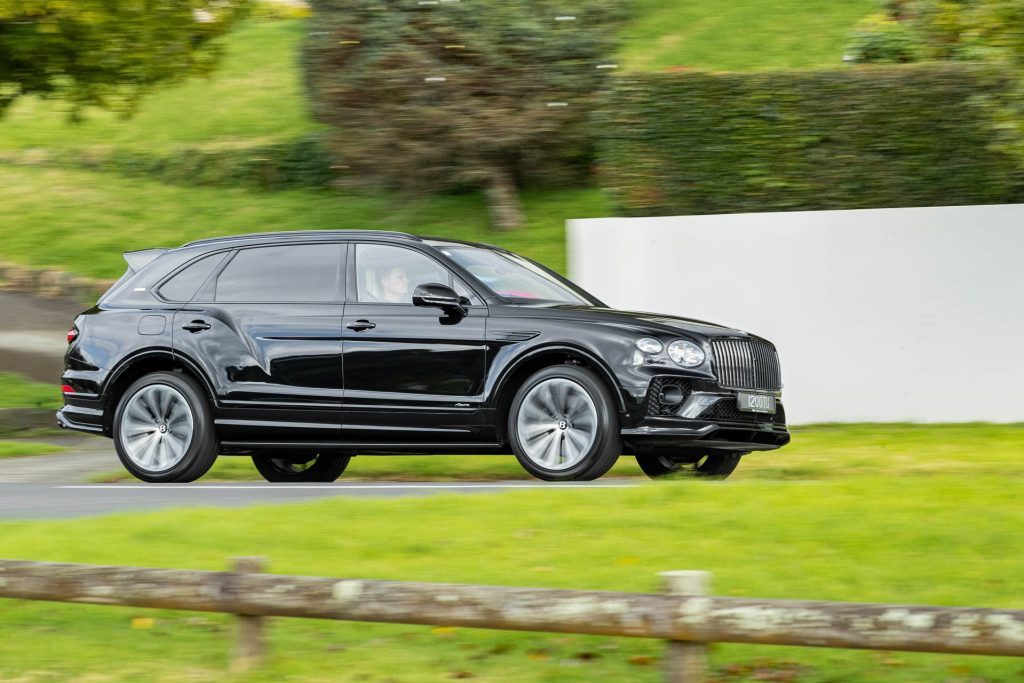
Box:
[172,242,346,442]
[341,243,487,442]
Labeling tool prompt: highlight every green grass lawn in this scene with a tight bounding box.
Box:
[0,372,61,410]
[620,0,877,72]
[0,165,604,281]
[3,424,1024,681]
[0,440,64,458]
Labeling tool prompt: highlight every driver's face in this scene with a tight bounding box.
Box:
[382,267,409,298]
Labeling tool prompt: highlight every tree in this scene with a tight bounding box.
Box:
[304,0,625,230]
[0,1,251,117]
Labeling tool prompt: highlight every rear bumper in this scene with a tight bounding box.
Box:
[56,395,106,435]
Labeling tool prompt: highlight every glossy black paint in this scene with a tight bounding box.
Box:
[58,231,790,456]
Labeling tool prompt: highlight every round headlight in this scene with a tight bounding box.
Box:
[635,337,664,355]
[667,340,705,367]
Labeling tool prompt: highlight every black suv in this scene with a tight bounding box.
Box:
[58,230,789,483]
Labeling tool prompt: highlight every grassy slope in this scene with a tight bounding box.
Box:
[3,427,1024,681]
[620,0,876,72]
[0,21,318,153]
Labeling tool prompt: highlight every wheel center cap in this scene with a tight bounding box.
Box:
[158,424,167,434]
[557,420,568,431]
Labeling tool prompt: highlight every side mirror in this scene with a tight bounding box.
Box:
[413,283,467,316]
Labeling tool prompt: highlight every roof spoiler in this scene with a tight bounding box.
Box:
[123,248,168,273]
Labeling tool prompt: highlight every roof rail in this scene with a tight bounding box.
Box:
[182,230,421,248]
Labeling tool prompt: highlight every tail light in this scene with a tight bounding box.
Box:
[61,384,75,394]
[67,326,79,345]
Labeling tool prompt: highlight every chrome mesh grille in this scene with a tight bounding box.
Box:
[710,339,782,391]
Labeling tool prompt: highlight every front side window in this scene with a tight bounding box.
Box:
[215,244,343,302]
[439,246,587,304]
[355,244,456,304]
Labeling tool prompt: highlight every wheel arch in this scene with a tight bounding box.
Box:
[101,349,215,435]
[490,344,625,446]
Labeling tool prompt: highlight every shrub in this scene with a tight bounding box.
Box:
[596,63,1024,216]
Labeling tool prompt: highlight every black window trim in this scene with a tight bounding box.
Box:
[153,249,234,304]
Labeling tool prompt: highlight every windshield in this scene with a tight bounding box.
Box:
[438,246,588,304]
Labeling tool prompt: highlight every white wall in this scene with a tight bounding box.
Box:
[568,205,1024,424]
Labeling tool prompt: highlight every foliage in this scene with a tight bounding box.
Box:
[0,440,63,458]
[0,1,251,117]
[846,13,926,62]
[597,63,1024,216]
[848,0,1024,63]
[303,0,626,229]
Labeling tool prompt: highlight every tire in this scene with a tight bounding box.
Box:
[113,371,218,483]
[252,451,350,483]
[508,365,620,482]
[635,451,744,480]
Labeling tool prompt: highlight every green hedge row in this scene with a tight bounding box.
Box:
[596,63,1024,216]
[68,134,338,191]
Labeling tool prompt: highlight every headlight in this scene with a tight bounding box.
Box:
[667,340,705,367]
[635,337,664,355]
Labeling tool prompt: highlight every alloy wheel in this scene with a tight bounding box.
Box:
[118,384,195,473]
[515,378,599,471]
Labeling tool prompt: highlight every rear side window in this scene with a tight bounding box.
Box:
[215,244,343,303]
[158,253,227,302]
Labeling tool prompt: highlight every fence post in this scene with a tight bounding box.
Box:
[660,570,711,683]
[231,557,268,672]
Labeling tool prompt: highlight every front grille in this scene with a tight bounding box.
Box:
[646,377,692,417]
[699,400,786,425]
[711,339,782,391]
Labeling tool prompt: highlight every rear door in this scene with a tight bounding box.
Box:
[171,242,346,442]
[341,242,487,442]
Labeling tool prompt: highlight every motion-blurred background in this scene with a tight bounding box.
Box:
[1,1,1022,681]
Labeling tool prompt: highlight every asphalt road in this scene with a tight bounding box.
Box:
[0,481,635,520]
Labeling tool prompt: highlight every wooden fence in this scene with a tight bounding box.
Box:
[1,558,1023,681]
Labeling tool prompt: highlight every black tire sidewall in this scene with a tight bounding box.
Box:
[251,452,350,483]
[113,372,218,483]
[508,365,620,482]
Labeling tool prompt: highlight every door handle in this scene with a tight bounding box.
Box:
[182,320,211,333]
[346,320,377,332]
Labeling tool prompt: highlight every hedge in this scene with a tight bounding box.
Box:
[596,63,1024,216]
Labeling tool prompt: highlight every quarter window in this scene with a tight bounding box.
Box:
[355,244,458,304]
[215,244,343,302]
[158,253,227,302]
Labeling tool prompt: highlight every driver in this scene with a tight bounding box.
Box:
[378,264,410,303]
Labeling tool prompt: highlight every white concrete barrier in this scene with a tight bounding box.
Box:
[568,205,1024,424]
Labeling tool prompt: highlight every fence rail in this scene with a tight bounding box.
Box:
[1,558,1022,681]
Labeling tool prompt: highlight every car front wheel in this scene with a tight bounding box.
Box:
[113,371,218,483]
[635,451,743,480]
[508,365,620,481]
[251,451,350,483]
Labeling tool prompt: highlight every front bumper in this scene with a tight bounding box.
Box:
[621,375,790,453]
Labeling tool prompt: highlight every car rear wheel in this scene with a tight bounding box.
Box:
[252,451,350,483]
[113,371,218,483]
[635,451,744,480]
[508,365,620,481]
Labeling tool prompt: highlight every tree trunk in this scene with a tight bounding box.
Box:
[484,167,525,231]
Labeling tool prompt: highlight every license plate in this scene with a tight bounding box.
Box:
[737,392,776,414]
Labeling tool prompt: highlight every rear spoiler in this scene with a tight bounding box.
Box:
[123,248,168,273]
[98,248,169,303]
